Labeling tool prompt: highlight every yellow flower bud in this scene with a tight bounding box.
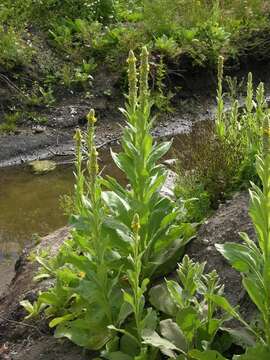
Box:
[131,213,141,233]
[87,109,97,124]
[74,128,82,143]
[78,271,86,278]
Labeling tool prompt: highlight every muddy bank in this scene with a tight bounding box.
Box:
[0,191,256,359]
[0,89,213,167]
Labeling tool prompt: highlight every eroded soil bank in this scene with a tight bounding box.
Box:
[0,192,255,360]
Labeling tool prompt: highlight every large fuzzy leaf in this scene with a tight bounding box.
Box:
[142,329,179,358]
[215,243,262,274]
[160,319,187,352]
[55,318,111,350]
[149,283,178,316]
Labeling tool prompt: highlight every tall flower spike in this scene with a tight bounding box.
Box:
[127,50,138,114]
[256,82,266,109]
[217,55,224,92]
[86,109,98,186]
[74,128,82,172]
[73,127,84,211]
[139,46,150,112]
[246,72,253,114]
[263,115,270,158]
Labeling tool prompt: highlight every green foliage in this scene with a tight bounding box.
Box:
[152,56,175,113]
[149,255,229,356]
[102,48,194,279]
[216,131,270,347]
[0,27,33,69]
[0,111,22,133]
[154,35,181,58]
[215,58,268,188]
[174,59,270,220]
[22,48,194,357]
[175,172,211,223]
[25,82,55,107]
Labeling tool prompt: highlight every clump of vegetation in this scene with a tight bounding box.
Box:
[20,45,270,358]
[22,47,195,356]
[0,0,270,128]
[216,116,270,353]
[175,54,269,221]
[0,111,22,133]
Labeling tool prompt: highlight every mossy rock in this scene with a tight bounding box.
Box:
[29,160,56,174]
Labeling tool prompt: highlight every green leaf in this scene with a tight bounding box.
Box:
[117,302,133,326]
[207,294,240,320]
[120,334,140,357]
[215,243,261,273]
[221,327,256,348]
[233,345,270,360]
[111,151,135,182]
[189,349,228,360]
[123,291,135,308]
[160,319,187,352]
[148,140,172,165]
[243,276,266,314]
[55,320,110,350]
[104,352,133,360]
[20,300,33,314]
[176,307,201,343]
[166,280,184,308]
[142,329,179,358]
[49,313,74,328]
[149,283,177,316]
[141,308,158,331]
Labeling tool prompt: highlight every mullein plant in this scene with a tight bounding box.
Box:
[215,55,269,188]
[216,115,270,355]
[102,47,194,279]
[106,214,159,359]
[22,111,125,350]
[50,110,124,349]
[21,47,193,356]
[146,255,234,359]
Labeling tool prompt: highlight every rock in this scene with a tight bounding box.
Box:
[29,160,56,174]
[32,125,46,134]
